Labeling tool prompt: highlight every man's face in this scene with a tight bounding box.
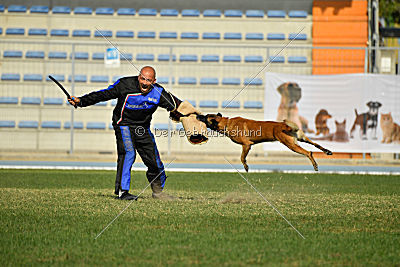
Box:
[138,70,155,94]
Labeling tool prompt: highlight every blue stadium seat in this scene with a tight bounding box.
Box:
[26,51,45,58]
[1,73,20,81]
[72,30,91,37]
[201,55,219,62]
[92,52,104,60]
[68,75,87,83]
[46,74,64,82]
[186,100,196,107]
[160,9,178,16]
[112,76,123,82]
[49,51,67,59]
[21,97,41,105]
[0,97,18,104]
[8,5,26,13]
[116,31,134,38]
[43,97,63,105]
[157,77,175,84]
[175,124,184,131]
[4,50,22,58]
[244,55,263,63]
[50,29,69,36]
[28,28,47,36]
[202,32,221,39]
[246,33,264,40]
[74,7,92,15]
[138,8,157,16]
[223,55,241,62]
[52,6,71,14]
[288,33,307,40]
[70,52,89,60]
[222,77,240,85]
[288,10,308,18]
[109,122,114,130]
[267,10,286,18]
[90,75,109,83]
[120,53,133,61]
[269,56,285,63]
[138,31,155,38]
[179,55,198,62]
[30,6,49,13]
[199,100,218,108]
[244,101,263,109]
[0,121,16,128]
[200,77,218,85]
[182,9,200,17]
[96,7,114,15]
[178,77,197,85]
[6,28,25,35]
[244,78,263,86]
[64,121,84,129]
[94,30,112,37]
[222,100,240,109]
[181,32,199,39]
[246,10,264,18]
[19,121,39,128]
[203,9,221,17]
[0,28,2,34]
[23,74,43,81]
[0,5,4,12]
[159,32,177,39]
[224,10,243,17]
[154,123,169,131]
[158,54,176,61]
[117,8,135,15]
[288,56,307,63]
[267,33,285,40]
[41,121,61,129]
[87,122,106,130]
[136,53,155,61]
[224,32,242,40]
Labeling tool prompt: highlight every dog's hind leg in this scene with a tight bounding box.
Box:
[278,135,319,171]
[241,144,252,172]
[298,136,333,155]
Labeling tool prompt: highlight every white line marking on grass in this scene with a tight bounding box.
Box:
[224,157,306,239]
[94,158,176,240]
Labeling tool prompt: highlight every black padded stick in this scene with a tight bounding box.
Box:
[48,75,71,98]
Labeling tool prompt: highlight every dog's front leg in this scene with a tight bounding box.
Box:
[241,144,252,172]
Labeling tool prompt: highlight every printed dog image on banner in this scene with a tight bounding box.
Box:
[264,72,400,153]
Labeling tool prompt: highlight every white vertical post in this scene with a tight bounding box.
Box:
[167,46,173,156]
[70,44,75,155]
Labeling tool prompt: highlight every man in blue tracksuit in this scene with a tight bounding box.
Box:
[68,66,182,200]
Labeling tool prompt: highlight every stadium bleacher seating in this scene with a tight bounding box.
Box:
[288,10,308,18]
[52,6,71,14]
[243,101,263,109]
[68,75,87,83]
[244,78,263,86]
[72,30,91,37]
[70,52,89,60]
[43,98,63,105]
[158,54,176,61]
[41,121,61,129]
[64,121,84,129]
[222,77,240,85]
[181,9,200,17]
[23,74,43,81]
[157,77,175,84]
[270,55,285,63]
[201,55,219,62]
[245,10,264,18]
[223,55,241,62]
[30,6,49,13]
[179,55,198,62]
[4,50,22,58]
[160,32,177,39]
[94,30,112,37]
[117,8,135,16]
[6,28,25,35]
[244,55,263,63]
[74,7,92,15]
[28,28,47,36]
[0,121,16,128]
[8,5,26,13]
[200,77,219,85]
[86,122,106,130]
[178,77,197,85]
[21,97,41,105]
[245,33,264,40]
[0,97,18,104]
[289,33,307,40]
[49,52,67,59]
[224,33,242,40]
[138,31,156,38]
[0,5,4,12]
[181,32,199,39]
[26,51,45,58]
[203,9,221,17]
[160,9,178,16]
[1,73,20,81]
[18,121,39,128]
[46,75,64,82]
[267,33,285,40]
[138,8,157,16]
[199,100,218,108]
[50,29,69,36]
[222,100,240,109]
[202,32,221,39]
[95,7,114,15]
[90,75,109,83]
[116,31,134,38]
[267,10,286,18]
[92,52,104,60]
[224,10,243,17]
[136,53,155,61]
[288,56,307,63]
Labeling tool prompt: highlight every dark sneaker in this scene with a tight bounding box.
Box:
[118,191,138,201]
[152,192,176,200]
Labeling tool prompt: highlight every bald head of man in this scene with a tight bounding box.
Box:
[138,66,156,94]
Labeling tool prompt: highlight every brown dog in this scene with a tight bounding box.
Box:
[197,113,332,172]
[276,82,314,134]
[315,109,332,136]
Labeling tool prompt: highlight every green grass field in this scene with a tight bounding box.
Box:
[0,169,399,266]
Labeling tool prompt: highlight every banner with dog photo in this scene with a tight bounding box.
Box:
[264,72,400,153]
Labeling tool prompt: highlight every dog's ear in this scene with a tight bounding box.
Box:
[366,101,372,107]
[277,83,286,95]
[377,102,382,108]
[217,112,222,117]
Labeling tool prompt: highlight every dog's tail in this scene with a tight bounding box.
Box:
[354,109,358,116]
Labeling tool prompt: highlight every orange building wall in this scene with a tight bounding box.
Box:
[312,0,368,74]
